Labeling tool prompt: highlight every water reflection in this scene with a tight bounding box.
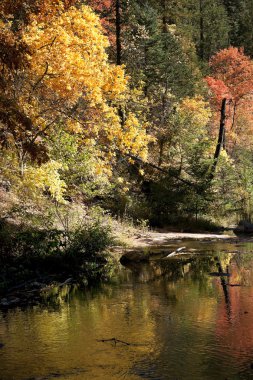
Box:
[1,244,253,379]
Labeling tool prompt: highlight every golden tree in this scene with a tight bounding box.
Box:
[0,3,150,200]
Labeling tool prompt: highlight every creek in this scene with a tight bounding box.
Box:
[1,239,253,379]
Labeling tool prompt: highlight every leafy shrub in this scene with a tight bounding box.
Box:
[67,223,112,258]
[0,219,113,291]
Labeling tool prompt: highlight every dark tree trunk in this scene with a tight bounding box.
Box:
[115,0,124,124]
[209,98,227,181]
[231,101,237,130]
[161,0,167,32]
[158,140,165,167]
[199,0,204,59]
[143,44,148,96]
[116,0,122,65]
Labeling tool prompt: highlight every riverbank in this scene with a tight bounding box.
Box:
[0,254,116,310]
[0,221,248,310]
[0,219,116,308]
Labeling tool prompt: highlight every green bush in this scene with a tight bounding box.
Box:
[0,219,113,292]
[65,222,112,265]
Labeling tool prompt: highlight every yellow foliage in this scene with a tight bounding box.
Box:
[117,113,150,159]
[21,161,66,203]
[0,2,151,204]
[21,4,150,166]
[24,6,112,104]
[22,2,129,144]
[177,96,212,129]
[66,120,83,134]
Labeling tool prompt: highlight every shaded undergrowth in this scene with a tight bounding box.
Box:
[0,219,113,295]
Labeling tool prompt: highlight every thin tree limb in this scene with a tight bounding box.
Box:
[32,62,49,91]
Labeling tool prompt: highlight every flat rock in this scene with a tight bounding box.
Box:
[129,232,233,248]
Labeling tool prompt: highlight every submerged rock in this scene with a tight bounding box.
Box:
[234,221,253,235]
[30,282,46,289]
[120,251,149,265]
[0,298,10,307]
[0,297,21,308]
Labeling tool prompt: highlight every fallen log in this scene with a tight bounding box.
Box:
[164,247,187,258]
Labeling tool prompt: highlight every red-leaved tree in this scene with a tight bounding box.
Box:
[206,47,253,150]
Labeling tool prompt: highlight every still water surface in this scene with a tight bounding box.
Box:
[1,241,253,380]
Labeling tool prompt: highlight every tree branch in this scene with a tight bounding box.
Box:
[32,62,49,91]
[38,36,57,50]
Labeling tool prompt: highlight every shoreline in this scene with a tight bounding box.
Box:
[127,231,237,248]
[1,230,251,311]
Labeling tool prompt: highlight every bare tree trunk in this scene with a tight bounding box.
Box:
[231,101,237,130]
[161,0,167,32]
[208,98,227,181]
[158,139,165,167]
[16,143,27,177]
[199,0,204,59]
[115,0,125,126]
[116,0,122,65]
[158,81,169,167]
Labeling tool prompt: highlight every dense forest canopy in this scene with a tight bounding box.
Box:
[1,0,253,228]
